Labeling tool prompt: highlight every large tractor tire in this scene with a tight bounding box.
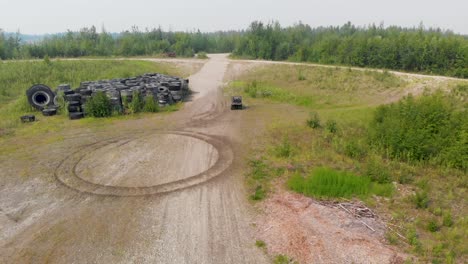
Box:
[26,84,56,110]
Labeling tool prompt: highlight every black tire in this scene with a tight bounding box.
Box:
[80,89,92,96]
[65,94,81,102]
[64,90,75,95]
[68,101,81,107]
[26,84,56,110]
[42,108,57,116]
[69,112,84,120]
[80,96,91,105]
[20,115,36,123]
[68,105,81,113]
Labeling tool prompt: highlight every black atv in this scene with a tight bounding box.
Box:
[231,96,243,110]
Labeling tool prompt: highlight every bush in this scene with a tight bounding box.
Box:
[129,91,144,113]
[365,157,392,184]
[325,119,338,133]
[306,112,321,128]
[442,212,453,227]
[85,91,112,117]
[369,93,467,170]
[143,95,159,112]
[255,240,266,248]
[427,219,440,232]
[197,52,208,59]
[413,191,429,209]
[244,80,259,98]
[343,140,368,160]
[250,185,266,200]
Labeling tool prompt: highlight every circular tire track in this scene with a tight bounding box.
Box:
[54,131,233,197]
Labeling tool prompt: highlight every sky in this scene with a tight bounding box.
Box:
[1,0,467,35]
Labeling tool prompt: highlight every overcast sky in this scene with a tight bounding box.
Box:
[1,0,467,34]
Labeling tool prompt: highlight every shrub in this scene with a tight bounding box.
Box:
[365,157,392,184]
[85,91,112,117]
[427,219,440,232]
[250,185,266,200]
[325,119,338,133]
[369,93,467,169]
[344,140,368,160]
[274,255,295,264]
[413,191,429,209]
[197,52,208,59]
[244,80,259,98]
[249,159,268,180]
[255,240,266,248]
[442,212,453,227]
[143,95,159,112]
[306,112,321,128]
[129,91,144,113]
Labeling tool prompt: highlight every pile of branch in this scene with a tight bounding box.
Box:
[315,200,377,219]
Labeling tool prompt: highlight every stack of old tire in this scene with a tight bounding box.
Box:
[25,73,189,120]
[61,85,85,120]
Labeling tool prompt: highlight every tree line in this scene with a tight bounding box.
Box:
[1,22,467,77]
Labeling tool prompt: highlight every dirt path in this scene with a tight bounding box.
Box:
[0,54,268,263]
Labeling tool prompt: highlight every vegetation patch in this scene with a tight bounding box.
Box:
[287,167,392,199]
[237,64,467,262]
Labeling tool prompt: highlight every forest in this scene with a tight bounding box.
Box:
[1,21,467,77]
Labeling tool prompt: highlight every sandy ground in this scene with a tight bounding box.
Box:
[1,55,463,263]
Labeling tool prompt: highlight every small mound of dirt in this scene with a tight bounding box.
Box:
[254,189,406,264]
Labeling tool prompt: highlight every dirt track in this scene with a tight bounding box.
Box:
[0,54,269,263]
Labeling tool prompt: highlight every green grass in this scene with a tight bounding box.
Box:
[0,59,182,136]
[287,167,393,199]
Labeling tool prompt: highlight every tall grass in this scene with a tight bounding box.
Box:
[287,167,373,198]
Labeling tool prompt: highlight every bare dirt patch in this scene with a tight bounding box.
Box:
[254,187,406,264]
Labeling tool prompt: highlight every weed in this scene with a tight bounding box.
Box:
[385,231,399,245]
[442,212,453,227]
[427,219,440,232]
[343,140,367,160]
[325,119,338,133]
[306,112,321,129]
[129,91,144,113]
[143,95,159,112]
[365,157,392,184]
[250,185,266,201]
[273,254,297,264]
[413,191,430,209]
[255,240,266,248]
[274,139,293,158]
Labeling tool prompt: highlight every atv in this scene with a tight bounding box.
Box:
[231,96,243,110]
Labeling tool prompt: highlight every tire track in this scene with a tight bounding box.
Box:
[54,130,234,197]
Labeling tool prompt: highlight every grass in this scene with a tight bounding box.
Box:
[229,64,407,108]
[0,59,182,137]
[235,64,468,263]
[287,167,393,199]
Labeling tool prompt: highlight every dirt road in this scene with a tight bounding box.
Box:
[0,54,269,263]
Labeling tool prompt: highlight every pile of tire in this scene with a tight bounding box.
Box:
[25,73,189,120]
